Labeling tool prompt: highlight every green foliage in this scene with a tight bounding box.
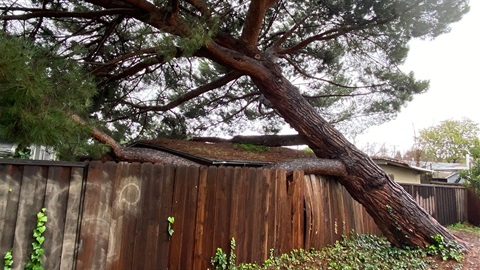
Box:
[460,159,480,195]
[167,216,174,237]
[211,238,237,270]
[13,146,32,160]
[25,208,48,270]
[0,32,96,160]
[0,0,469,141]
[233,144,269,152]
[3,249,13,270]
[228,233,463,269]
[425,234,464,262]
[448,222,480,236]
[417,118,480,162]
[2,208,51,270]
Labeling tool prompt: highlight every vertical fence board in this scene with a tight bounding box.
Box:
[43,166,71,270]
[180,166,200,270]
[291,171,304,249]
[130,163,152,270]
[195,166,217,268]
[265,168,276,258]
[168,165,189,269]
[59,167,85,270]
[12,166,47,270]
[0,164,23,263]
[303,175,313,249]
[228,167,242,247]
[193,166,209,269]
[156,164,176,270]
[234,167,249,261]
[117,163,143,270]
[76,161,116,270]
[212,167,231,263]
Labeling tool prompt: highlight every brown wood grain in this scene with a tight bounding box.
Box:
[0,164,23,264]
[155,164,176,269]
[43,166,71,270]
[59,166,85,270]
[12,165,47,270]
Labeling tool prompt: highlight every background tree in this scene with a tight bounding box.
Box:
[0,0,470,249]
[0,32,106,160]
[417,118,480,163]
[460,140,480,195]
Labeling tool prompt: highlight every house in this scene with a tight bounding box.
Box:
[371,157,433,184]
[0,142,16,157]
[127,139,430,184]
[0,142,56,160]
[422,162,468,184]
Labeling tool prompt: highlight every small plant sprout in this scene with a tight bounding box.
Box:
[3,249,13,270]
[167,216,174,237]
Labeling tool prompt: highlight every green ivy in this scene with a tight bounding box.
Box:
[25,208,48,270]
[3,249,13,270]
[167,216,175,237]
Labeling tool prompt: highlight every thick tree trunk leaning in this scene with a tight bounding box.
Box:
[204,42,465,250]
[258,65,462,249]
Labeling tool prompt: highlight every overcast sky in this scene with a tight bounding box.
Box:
[355,1,480,154]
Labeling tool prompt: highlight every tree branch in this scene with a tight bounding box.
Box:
[108,71,242,122]
[241,0,277,46]
[86,15,125,61]
[0,8,136,20]
[278,23,379,55]
[284,57,387,90]
[268,158,347,177]
[70,114,197,165]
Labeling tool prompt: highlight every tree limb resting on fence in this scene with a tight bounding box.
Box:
[70,114,198,166]
[269,158,347,177]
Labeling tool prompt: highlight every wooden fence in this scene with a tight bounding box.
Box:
[0,160,475,270]
[0,160,85,270]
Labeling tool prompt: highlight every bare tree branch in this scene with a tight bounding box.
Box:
[284,57,386,90]
[106,71,243,123]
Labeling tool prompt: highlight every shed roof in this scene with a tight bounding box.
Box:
[128,139,315,166]
[372,157,433,173]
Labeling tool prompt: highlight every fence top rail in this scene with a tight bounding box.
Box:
[0,158,87,167]
[400,182,466,189]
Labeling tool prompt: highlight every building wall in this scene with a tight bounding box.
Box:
[377,164,421,184]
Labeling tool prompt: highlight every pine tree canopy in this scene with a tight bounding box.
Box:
[0,0,470,145]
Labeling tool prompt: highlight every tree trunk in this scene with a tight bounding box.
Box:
[247,60,463,249]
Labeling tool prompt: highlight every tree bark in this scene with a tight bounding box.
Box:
[248,59,463,249]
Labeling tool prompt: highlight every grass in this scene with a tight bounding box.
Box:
[213,232,465,270]
[449,222,480,235]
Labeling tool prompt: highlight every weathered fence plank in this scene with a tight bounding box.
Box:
[43,166,71,270]
[59,166,85,270]
[76,161,116,270]
[12,166,47,270]
[0,164,22,265]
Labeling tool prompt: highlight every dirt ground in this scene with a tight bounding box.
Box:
[435,229,480,269]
